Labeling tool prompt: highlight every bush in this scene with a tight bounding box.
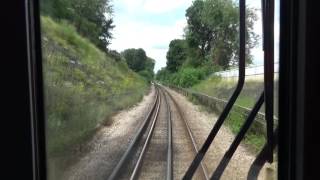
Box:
[170,67,205,88]
[177,68,199,87]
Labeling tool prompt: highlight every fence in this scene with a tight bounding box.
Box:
[168,85,278,135]
[214,63,279,77]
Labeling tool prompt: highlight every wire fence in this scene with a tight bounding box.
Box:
[214,63,279,77]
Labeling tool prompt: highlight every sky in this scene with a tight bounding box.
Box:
[109,0,280,72]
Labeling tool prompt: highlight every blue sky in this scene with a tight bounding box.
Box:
[109,0,280,72]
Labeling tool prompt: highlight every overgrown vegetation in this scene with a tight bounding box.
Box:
[157,66,216,88]
[192,76,263,108]
[156,0,258,88]
[41,0,114,52]
[41,17,148,178]
[178,74,279,153]
[192,75,279,114]
[225,111,266,153]
[180,86,266,153]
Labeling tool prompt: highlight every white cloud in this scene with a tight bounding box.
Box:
[143,0,192,14]
[111,18,186,51]
[110,15,187,72]
[110,0,191,72]
[115,0,145,12]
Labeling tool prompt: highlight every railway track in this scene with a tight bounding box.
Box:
[108,84,208,180]
[161,86,209,180]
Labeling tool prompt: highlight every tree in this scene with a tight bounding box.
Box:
[156,67,170,82]
[185,0,212,57]
[122,49,155,82]
[98,18,114,50]
[141,57,155,82]
[185,0,258,69]
[166,39,188,72]
[70,0,114,51]
[108,50,122,62]
[40,0,115,51]
[122,48,147,72]
[145,57,155,74]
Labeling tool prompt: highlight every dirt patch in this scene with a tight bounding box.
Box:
[63,86,155,180]
[165,87,275,180]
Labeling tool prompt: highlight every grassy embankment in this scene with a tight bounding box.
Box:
[190,75,278,153]
[41,16,148,178]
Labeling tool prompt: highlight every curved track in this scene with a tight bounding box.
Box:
[160,86,209,180]
[108,84,208,180]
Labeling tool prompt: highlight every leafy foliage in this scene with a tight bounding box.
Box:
[173,68,206,87]
[166,39,188,72]
[40,0,114,52]
[157,0,259,88]
[145,57,156,73]
[142,57,156,82]
[185,0,258,69]
[157,66,212,88]
[122,49,155,82]
[156,67,171,83]
[122,48,147,72]
[107,50,122,62]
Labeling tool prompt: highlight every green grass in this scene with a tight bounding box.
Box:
[225,111,266,153]
[236,96,256,108]
[41,16,148,179]
[189,75,272,153]
[185,92,265,154]
[191,75,265,109]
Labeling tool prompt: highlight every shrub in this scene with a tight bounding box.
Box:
[173,67,205,88]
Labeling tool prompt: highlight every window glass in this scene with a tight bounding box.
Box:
[39,0,279,179]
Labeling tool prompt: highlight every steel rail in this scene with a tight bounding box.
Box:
[183,0,246,178]
[161,86,209,180]
[129,87,162,180]
[108,86,160,180]
[161,88,173,180]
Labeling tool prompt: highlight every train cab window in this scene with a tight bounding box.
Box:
[5,0,317,179]
[24,0,288,179]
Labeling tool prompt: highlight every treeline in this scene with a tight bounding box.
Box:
[156,0,258,88]
[122,48,155,82]
[41,0,114,52]
[41,0,155,81]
